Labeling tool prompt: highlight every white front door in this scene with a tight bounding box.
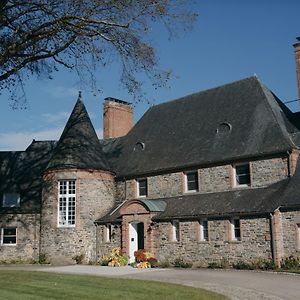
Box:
[129,223,138,263]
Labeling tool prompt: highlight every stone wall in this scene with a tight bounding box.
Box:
[155,217,272,265]
[96,224,122,260]
[123,157,288,200]
[251,158,287,187]
[0,213,40,262]
[281,210,300,257]
[40,169,115,264]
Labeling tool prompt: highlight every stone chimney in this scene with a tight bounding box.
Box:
[293,37,300,99]
[103,97,134,139]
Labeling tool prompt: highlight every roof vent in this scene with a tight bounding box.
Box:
[216,122,232,134]
[134,142,145,151]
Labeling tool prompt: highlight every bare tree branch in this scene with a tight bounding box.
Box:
[0,0,198,103]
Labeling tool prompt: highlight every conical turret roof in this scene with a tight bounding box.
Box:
[46,93,110,171]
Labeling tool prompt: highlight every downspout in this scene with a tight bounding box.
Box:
[95,223,98,262]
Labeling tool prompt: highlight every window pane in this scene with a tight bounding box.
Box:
[58,180,76,227]
[106,224,112,242]
[3,228,16,236]
[68,180,76,194]
[203,221,209,240]
[59,197,67,225]
[235,164,250,185]
[186,172,199,191]
[138,179,147,197]
[3,236,16,244]
[3,193,20,207]
[173,221,180,241]
[2,228,17,244]
[59,181,67,194]
[233,219,241,240]
[68,197,76,225]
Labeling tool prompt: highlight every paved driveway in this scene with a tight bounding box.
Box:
[1,265,299,300]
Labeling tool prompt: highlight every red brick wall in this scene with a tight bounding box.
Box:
[294,41,300,99]
[103,101,133,139]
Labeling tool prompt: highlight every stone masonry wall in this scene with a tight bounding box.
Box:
[251,158,287,188]
[281,210,300,257]
[96,225,122,260]
[155,217,272,265]
[0,213,40,262]
[123,157,288,200]
[41,170,115,264]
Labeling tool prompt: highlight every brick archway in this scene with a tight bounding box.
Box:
[120,200,158,260]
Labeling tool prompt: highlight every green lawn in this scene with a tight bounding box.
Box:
[0,271,228,300]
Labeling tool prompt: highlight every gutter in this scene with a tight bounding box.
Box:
[153,210,271,222]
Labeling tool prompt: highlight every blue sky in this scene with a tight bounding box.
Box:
[1,0,300,151]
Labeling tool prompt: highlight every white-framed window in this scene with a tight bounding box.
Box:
[230,218,241,241]
[1,228,17,245]
[2,193,20,207]
[137,178,148,197]
[184,171,199,192]
[105,224,112,242]
[233,163,251,187]
[172,220,180,242]
[199,220,209,241]
[58,180,76,227]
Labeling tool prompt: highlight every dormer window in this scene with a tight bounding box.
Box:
[233,163,251,187]
[137,178,148,198]
[184,171,199,192]
[2,193,20,208]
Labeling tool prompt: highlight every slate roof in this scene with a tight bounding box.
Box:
[46,95,110,171]
[2,76,300,218]
[0,140,56,213]
[152,186,283,221]
[109,77,298,178]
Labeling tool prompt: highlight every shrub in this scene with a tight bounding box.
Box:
[281,255,300,269]
[251,258,275,270]
[158,260,171,268]
[232,260,253,270]
[73,254,85,264]
[134,249,147,263]
[38,253,48,264]
[208,262,224,269]
[100,256,110,266]
[133,249,157,268]
[173,257,192,268]
[100,247,128,267]
[148,257,158,268]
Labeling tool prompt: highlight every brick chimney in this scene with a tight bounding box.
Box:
[103,97,134,139]
[293,37,300,99]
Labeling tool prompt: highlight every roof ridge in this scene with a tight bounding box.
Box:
[153,76,257,109]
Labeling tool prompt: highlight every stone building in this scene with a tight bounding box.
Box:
[1,40,300,266]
